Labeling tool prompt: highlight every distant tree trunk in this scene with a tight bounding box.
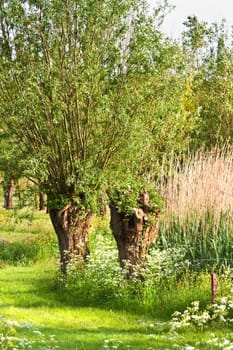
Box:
[39,192,47,211]
[49,204,94,274]
[3,177,15,209]
[110,192,159,277]
[99,191,109,217]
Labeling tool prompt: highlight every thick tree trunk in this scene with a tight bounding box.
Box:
[3,177,15,209]
[49,204,94,274]
[110,192,158,277]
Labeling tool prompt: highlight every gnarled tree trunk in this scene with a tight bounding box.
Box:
[110,192,158,277]
[49,204,94,274]
[3,177,15,209]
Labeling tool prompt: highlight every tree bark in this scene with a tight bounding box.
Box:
[49,204,94,274]
[110,192,159,277]
[3,177,15,209]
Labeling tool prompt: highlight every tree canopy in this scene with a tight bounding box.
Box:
[1,0,189,271]
[0,0,194,207]
[2,1,232,272]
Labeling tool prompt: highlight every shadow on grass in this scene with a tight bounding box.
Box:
[0,266,163,320]
[0,263,208,321]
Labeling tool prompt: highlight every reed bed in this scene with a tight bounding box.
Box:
[158,146,233,270]
[160,145,233,221]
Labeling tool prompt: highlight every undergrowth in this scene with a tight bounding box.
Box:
[0,235,56,266]
[56,231,212,319]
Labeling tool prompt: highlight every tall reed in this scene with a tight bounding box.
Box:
[158,146,233,269]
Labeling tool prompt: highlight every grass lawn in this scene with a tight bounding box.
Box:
[0,263,232,350]
[0,209,232,349]
[0,263,160,349]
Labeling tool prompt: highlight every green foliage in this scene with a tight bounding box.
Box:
[181,19,233,149]
[15,184,38,210]
[56,231,208,318]
[0,0,151,203]
[109,184,140,215]
[0,240,40,265]
[182,15,213,52]
[109,182,163,215]
[0,0,198,216]
[0,131,26,182]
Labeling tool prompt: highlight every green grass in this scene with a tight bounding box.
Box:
[0,208,57,266]
[0,263,232,349]
[0,208,232,349]
[0,263,160,349]
[0,207,54,239]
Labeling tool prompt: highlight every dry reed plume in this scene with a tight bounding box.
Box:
[159,146,233,225]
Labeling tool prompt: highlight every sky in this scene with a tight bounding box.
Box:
[148,0,233,39]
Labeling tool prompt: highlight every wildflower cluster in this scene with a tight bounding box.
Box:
[0,316,59,350]
[103,338,157,350]
[144,247,190,286]
[169,333,233,350]
[64,233,126,303]
[171,301,211,330]
[171,296,233,331]
[62,231,192,308]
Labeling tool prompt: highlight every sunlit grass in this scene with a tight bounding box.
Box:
[0,193,232,348]
[0,263,230,350]
[0,264,159,349]
[0,207,54,241]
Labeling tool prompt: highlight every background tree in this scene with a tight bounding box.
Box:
[0,130,26,209]
[183,20,233,148]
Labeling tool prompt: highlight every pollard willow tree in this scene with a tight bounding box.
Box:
[107,21,199,273]
[108,180,163,276]
[0,0,171,273]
